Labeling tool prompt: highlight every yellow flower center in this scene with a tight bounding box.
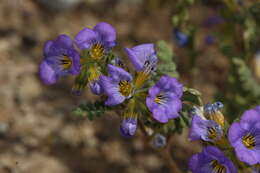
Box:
[210,160,226,173]
[119,80,132,97]
[207,127,217,140]
[61,55,72,69]
[90,43,104,60]
[242,134,255,149]
[154,94,163,104]
[154,94,168,105]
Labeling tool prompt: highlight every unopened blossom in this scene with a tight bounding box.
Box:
[228,106,260,165]
[120,113,138,137]
[204,102,225,127]
[89,80,103,95]
[146,75,183,123]
[152,134,167,148]
[88,66,103,95]
[189,146,237,173]
[75,22,116,60]
[100,64,133,106]
[39,34,80,85]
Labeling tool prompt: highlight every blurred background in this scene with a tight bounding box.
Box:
[0,0,259,172]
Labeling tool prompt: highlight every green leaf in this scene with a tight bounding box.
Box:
[72,101,112,120]
[156,40,174,63]
[232,58,260,97]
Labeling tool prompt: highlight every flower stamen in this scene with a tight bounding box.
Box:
[207,127,217,140]
[119,80,133,97]
[242,134,255,149]
[210,160,226,173]
[60,55,72,69]
[89,43,105,60]
[134,58,157,88]
[154,94,168,105]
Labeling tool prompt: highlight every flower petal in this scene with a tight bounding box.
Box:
[148,86,160,96]
[39,60,58,85]
[89,80,103,95]
[43,40,53,57]
[107,64,132,82]
[94,22,116,42]
[146,96,159,111]
[125,43,155,71]
[105,93,125,106]
[67,49,81,75]
[124,47,143,71]
[100,75,125,106]
[152,106,168,123]
[189,153,199,172]
[43,34,74,57]
[241,107,260,124]
[228,122,245,145]
[55,34,73,49]
[74,28,98,50]
[235,145,260,165]
[189,115,208,141]
[165,98,182,119]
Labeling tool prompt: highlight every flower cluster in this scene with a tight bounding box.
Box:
[188,104,260,173]
[228,106,260,165]
[39,21,259,173]
[39,22,183,139]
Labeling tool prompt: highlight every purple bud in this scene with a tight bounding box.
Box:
[152,134,167,148]
[89,80,103,95]
[119,118,137,137]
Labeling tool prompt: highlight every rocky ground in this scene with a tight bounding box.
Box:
[0,0,229,172]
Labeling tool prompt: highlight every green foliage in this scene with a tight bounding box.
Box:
[155,40,179,80]
[72,101,112,120]
[182,87,202,106]
[232,58,260,97]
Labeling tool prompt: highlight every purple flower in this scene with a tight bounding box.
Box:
[189,146,237,173]
[173,29,189,47]
[39,34,80,85]
[75,22,116,60]
[124,43,157,72]
[228,106,260,165]
[87,66,103,95]
[100,64,133,106]
[146,75,183,123]
[120,117,137,137]
[189,115,223,142]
